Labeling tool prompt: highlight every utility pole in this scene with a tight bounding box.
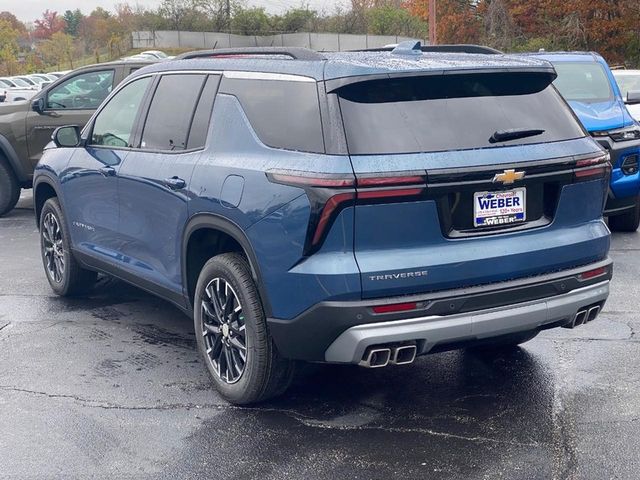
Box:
[428,0,437,45]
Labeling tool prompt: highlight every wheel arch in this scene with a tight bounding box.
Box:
[182,213,271,316]
[33,178,62,227]
[0,134,29,184]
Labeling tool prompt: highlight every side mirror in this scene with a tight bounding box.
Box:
[52,126,81,148]
[31,97,45,113]
[626,91,640,105]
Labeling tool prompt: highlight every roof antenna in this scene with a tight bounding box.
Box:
[392,41,422,56]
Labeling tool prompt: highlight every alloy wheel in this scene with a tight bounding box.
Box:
[42,212,65,283]
[201,277,247,384]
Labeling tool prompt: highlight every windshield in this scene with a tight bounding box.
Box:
[552,62,614,103]
[10,78,29,87]
[0,79,12,88]
[614,73,640,99]
[337,72,585,155]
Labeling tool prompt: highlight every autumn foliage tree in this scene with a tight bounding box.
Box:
[406,0,640,64]
[33,10,66,40]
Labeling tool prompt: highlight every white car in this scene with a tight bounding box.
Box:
[613,70,640,121]
[0,78,37,103]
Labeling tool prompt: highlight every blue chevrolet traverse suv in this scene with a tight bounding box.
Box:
[527,52,640,231]
[34,44,612,404]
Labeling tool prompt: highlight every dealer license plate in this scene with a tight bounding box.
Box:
[474,188,526,227]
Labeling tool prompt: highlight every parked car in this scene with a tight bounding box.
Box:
[526,52,640,231]
[140,50,172,59]
[612,69,640,121]
[6,76,37,90]
[0,78,37,102]
[11,75,38,88]
[0,59,155,215]
[34,44,612,404]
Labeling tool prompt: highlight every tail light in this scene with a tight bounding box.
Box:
[579,266,608,281]
[573,153,611,182]
[267,170,426,254]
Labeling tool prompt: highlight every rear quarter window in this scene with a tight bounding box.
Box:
[219,75,324,153]
[337,72,586,155]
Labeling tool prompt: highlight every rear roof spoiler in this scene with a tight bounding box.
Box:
[325,66,557,93]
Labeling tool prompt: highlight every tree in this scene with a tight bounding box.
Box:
[367,5,426,37]
[192,0,244,31]
[63,9,84,37]
[406,0,482,44]
[230,7,271,35]
[38,31,77,69]
[33,10,66,40]
[0,19,19,75]
[272,8,319,33]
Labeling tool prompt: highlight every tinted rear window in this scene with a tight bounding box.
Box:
[337,73,585,155]
[220,77,324,153]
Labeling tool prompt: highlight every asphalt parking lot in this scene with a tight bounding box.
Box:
[1,191,639,480]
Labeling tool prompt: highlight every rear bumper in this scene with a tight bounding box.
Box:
[325,280,608,363]
[267,259,612,362]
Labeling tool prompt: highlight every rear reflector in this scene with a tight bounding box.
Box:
[579,267,607,280]
[372,302,417,314]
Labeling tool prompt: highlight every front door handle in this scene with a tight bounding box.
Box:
[164,176,186,190]
[99,166,116,177]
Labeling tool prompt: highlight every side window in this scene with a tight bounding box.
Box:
[141,74,206,151]
[219,76,324,153]
[91,77,151,148]
[47,70,114,110]
[187,75,221,149]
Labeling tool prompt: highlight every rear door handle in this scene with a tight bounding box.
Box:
[164,176,186,190]
[99,166,116,177]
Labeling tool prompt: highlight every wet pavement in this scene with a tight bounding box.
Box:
[1,191,639,479]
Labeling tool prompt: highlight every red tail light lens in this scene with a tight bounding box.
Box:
[266,170,427,255]
[573,154,611,182]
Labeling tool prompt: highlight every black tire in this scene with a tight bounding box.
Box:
[467,330,539,352]
[608,195,640,232]
[194,253,294,405]
[39,198,97,296]
[0,156,20,217]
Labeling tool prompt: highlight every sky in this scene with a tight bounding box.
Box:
[4,0,348,23]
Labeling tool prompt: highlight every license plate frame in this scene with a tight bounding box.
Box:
[473,188,526,228]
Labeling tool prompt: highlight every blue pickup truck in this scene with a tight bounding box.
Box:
[528,52,640,231]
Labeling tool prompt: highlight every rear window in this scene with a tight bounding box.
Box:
[337,72,585,155]
[220,76,324,153]
[552,62,614,103]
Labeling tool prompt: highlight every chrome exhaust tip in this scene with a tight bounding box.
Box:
[587,306,600,322]
[563,309,588,329]
[359,347,391,368]
[390,345,417,365]
[574,309,588,326]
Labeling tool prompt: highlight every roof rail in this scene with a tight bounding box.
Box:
[354,44,503,55]
[176,47,326,61]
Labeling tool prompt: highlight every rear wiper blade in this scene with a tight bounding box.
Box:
[490,128,545,144]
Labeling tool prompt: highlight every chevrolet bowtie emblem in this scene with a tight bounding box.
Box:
[493,169,525,185]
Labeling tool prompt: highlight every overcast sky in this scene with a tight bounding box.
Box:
[6,0,348,23]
